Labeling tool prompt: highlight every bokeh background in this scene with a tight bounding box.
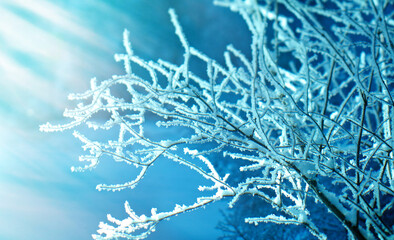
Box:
[0,0,251,239]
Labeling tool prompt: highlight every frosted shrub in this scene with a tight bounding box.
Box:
[41,0,394,239]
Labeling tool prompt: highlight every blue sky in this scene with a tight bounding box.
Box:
[0,0,250,239]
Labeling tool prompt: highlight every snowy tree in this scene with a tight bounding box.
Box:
[41,0,394,239]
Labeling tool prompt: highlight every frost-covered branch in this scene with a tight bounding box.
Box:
[41,0,394,239]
